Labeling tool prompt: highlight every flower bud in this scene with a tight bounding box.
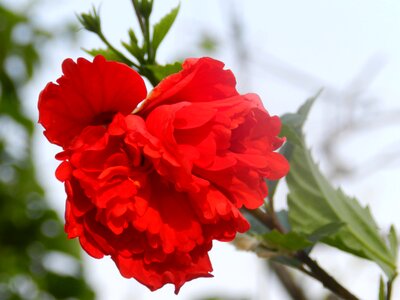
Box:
[139,0,153,18]
[78,7,101,34]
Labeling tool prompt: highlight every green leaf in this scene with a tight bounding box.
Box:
[379,276,385,300]
[152,4,180,54]
[261,230,313,252]
[122,41,144,64]
[257,219,340,255]
[146,62,182,82]
[388,225,398,260]
[121,29,145,64]
[279,123,303,147]
[280,89,322,136]
[128,28,138,44]
[265,91,322,200]
[285,99,397,279]
[83,48,121,62]
[308,222,344,243]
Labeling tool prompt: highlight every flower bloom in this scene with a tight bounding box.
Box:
[38,56,289,293]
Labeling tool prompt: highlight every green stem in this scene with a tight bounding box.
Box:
[265,193,284,234]
[98,32,140,68]
[129,0,157,85]
[144,17,153,63]
[131,0,153,62]
[139,66,159,86]
[131,0,146,35]
[245,208,276,231]
[386,277,396,300]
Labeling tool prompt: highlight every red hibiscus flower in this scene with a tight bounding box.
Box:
[38,55,289,293]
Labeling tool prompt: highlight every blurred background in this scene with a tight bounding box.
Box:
[1,0,400,299]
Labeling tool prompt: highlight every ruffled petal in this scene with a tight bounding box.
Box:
[113,245,213,294]
[141,57,238,113]
[38,55,146,147]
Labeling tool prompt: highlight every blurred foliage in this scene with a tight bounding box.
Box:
[198,33,218,54]
[0,3,95,300]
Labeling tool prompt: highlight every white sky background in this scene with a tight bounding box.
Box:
[6,0,400,299]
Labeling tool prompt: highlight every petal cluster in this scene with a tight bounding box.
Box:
[38,56,289,292]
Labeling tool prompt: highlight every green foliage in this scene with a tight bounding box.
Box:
[282,95,397,279]
[258,222,343,255]
[0,3,95,299]
[145,62,182,82]
[261,230,313,252]
[81,2,181,86]
[122,29,146,64]
[84,47,121,62]
[307,222,344,243]
[151,4,180,56]
[388,225,398,261]
[265,92,321,201]
[0,6,39,134]
[198,33,218,53]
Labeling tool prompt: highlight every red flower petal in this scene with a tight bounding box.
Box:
[132,173,204,254]
[38,56,146,148]
[141,57,238,113]
[55,161,72,181]
[113,245,213,294]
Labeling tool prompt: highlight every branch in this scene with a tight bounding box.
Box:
[269,261,308,300]
[247,208,359,300]
[296,252,358,300]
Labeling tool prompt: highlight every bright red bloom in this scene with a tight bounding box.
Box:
[38,56,289,293]
[38,56,146,148]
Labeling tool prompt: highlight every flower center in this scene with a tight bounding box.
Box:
[92,111,116,125]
